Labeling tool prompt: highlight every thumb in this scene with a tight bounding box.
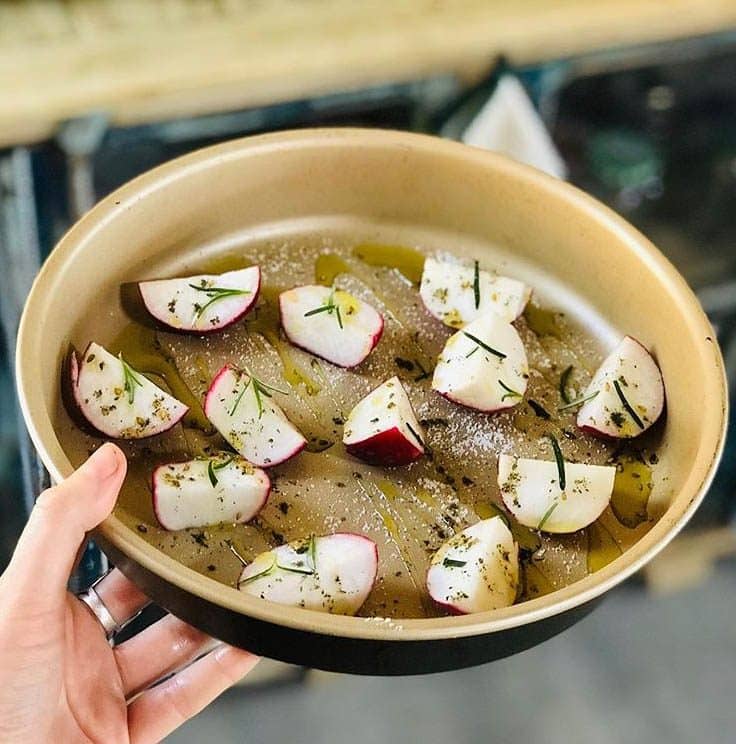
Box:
[4,443,127,603]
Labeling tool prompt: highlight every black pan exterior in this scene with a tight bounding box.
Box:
[98,534,600,676]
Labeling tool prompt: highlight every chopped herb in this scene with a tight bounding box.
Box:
[498,379,522,401]
[207,460,218,488]
[238,555,277,586]
[395,357,415,372]
[229,368,288,418]
[559,365,574,404]
[538,502,559,530]
[465,346,479,359]
[188,283,250,320]
[442,557,467,568]
[406,422,425,449]
[308,534,317,573]
[557,390,599,412]
[548,434,566,490]
[303,290,344,329]
[528,400,551,419]
[119,354,143,405]
[613,379,644,429]
[473,260,480,309]
[463,332,506,359]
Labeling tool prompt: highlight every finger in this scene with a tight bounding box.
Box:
[94,569,149,630]
[128,644,259,744]
[5,443,126,603]
[115,614,214,697]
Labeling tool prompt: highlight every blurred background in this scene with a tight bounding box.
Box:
[1,2,736,742]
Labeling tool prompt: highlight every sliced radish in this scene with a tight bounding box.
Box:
[152,453,270,531]
[497,453,616,533]
[238,533,378,615]
[420,257,530,328]
[427,517,518,614]
[576,336,665,438]
[138,266,260,333]
[432,312,529,412]
[70,342,188,439]
[203,364,306,467]
[279,285,383,368]
[343,376,425,465]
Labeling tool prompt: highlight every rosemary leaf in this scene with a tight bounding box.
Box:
[557,390,599,412]
[559,365,574,404]
[473,260,480,310]
[614,379,644,429]
[538,502,559,531]
[463,332,507,359]
[548,434,566,491]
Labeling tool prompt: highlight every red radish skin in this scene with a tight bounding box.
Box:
[344,426,423,466]
[138,267,261,335]
[71,342,188,439]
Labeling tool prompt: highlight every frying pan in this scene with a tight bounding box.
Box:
[16,129,727,675]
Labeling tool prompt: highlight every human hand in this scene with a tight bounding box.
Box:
[0,443,259,744]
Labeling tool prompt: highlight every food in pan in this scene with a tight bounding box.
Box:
[61,240,666,619]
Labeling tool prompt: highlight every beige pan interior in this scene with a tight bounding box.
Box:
[16,129,726,640]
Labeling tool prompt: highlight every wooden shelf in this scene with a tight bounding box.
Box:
[1,0,736,146]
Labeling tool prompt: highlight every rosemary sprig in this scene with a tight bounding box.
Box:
[406,422,425,449]
[303,290,343,329]
[613,379,644,429]
[498,379,522,401]
[119,353,143,405]
[463,332,507,359]
[207,456,235,487]
[557,390,599,412]
[188,283,250,320]
[559,365,574,404]
[443,557,467,568]
[229,368,289,419]
[538,501,559,531]
[308,534,318,573]
[473,260,480,309]
[548,434,566,491]
[238,555,277,586]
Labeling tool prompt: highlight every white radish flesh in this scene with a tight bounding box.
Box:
[497,453,616,533]
[576,336,665,438]
[343,376,425,465]
[279,285,383,368]
[153,454,270,531]
[239,533,378,615]
[71,342,188,439]
[420,257,530,328]
[138,266,260,333]
[203,365,306,467]
[426,517,518,614]
[432,312,529,412]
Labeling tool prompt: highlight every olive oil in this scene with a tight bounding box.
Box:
[352,243,425,285]
[246,286,322,395]
[315,253,351,286]
[587,521,622,572]
[524,302,563,338]
[611,454,653,528]
[109,323,211,432]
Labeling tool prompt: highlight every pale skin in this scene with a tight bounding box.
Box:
[0,443,259,744]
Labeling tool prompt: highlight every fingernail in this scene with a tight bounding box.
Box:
[86,443,122,480]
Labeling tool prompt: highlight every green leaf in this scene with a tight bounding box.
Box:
[537,501,559,531]
[557,390,599,412]
[118,353,143,405]
[463,332,507,359]
[559,365,574,404]
[548,434,566,491]
[442,557,467,568]
[187,284,250,320]
[473,260,480,310]
[498,379,522,401]
[207,460,218,488]
[613,379,644,429]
